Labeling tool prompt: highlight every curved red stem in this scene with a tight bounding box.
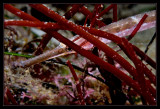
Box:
[79,6,106,27]
[99,4,114,17]
[67,60,85,105]
[90,4,103,28]
[4,4,39,21]
[64,4,84,19]
[133,45,156,69]
[4,20,64,30]
[113,4,117,22]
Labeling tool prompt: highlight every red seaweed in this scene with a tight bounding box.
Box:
[4,4,156,105]
[127,14,148,41]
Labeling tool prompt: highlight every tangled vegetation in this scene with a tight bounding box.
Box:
[4,4,156,105]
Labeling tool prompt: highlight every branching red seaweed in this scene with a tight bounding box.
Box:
[4,4,156,105]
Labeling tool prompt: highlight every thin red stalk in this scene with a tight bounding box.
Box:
[34,34,53,55]
[74,16,89,47]
[67,60,79,82]
[67,60,85,105]
[35,37,52,55]
[136,64,155,104]
[92,4,103,16]
[89,16,96,28]
[64,4,84,19]
[113,4,117,22]
[83,27,122,45]
[72,15,90,54]
[4,4,39,21]
[46,30,143,97]
[99,4,114,17]
[127,14,148,41]
[64,5,90,53]
[4,20,67,30]
[133,45,156,69]
[30,4,140,81]
[92,5,116,71]
[90,4,103,28]
[99,10,155,37]
[121,38,155,105]
[6,88,18,105]
[133,46,156,85]
[83,15,89,27]
[78,6,92,18]
[79,6,106,27]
